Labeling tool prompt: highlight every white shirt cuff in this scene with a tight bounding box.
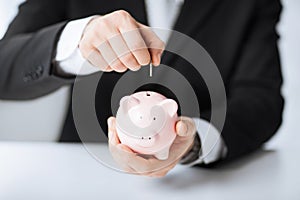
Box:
[187,118,228,166]
[55,16,100,76]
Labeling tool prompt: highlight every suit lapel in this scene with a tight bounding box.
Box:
[163,0,221,64]
[173,0,220,35]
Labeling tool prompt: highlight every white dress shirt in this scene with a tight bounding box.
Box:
[55,0,227,164]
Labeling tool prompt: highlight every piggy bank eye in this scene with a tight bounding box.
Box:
[153,117,156,120]
[146,92,150,96]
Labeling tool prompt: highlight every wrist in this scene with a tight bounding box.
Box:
[180,133,201,165]
[55,15,100,76]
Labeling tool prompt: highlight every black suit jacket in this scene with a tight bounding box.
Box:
[0,0,284,162]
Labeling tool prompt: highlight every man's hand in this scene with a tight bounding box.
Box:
[107,116,196,177]
[79,10,165,72]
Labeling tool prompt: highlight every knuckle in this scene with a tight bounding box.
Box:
[115,10,130,18]
[158,40,166,49]
[85,20,101,35]
[131,41,146,50]
[79,37,89,48]
[95,18,110,29]
[89,26,100,36]
[79,45,90,59]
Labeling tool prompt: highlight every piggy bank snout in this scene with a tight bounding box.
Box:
[138,135,156,147]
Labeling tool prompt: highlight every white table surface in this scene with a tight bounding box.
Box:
[0,141,299,200]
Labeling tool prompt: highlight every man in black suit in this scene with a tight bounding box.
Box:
[0,0,283,176]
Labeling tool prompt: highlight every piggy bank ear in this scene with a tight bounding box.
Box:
[120,96,140,113]
[159,99,178,117]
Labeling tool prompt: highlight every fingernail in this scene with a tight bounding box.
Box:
[107,117,113,127]
[177,121,188,136]
[108,131,112,139]
[156,52,162,66]
[152,52,161,66]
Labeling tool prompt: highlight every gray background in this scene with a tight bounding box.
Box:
[0,0,299,149]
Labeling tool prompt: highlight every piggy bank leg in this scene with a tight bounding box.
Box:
[154,148,170,160]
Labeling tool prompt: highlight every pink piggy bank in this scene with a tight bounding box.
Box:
[116,91,178,160]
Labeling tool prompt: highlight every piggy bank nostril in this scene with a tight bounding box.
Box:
[140,136,152,140]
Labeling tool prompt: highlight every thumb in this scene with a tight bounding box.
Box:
[175,117,196,137]
[176,121,188,137]
[107,117,120,145]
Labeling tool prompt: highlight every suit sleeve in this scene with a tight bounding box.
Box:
[0,0,73,100]
[219,0,284,161]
